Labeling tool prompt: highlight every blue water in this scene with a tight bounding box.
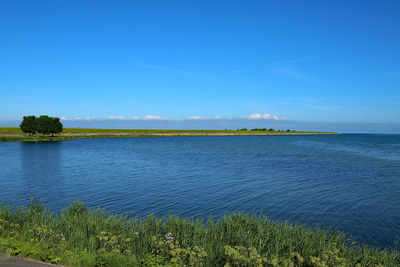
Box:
[1,134,399,248]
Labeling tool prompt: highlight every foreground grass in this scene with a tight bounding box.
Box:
[0,201,398,266]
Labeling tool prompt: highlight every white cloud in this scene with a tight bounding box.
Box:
[248,113,262,119]
[107,116,125,120]
[61,115,169,121]
[61,114,286,122]
[186,116,222,120]
[186,116,203,120]
[143,115,168,120]
[61,117,99,121]
[247,113,286,121]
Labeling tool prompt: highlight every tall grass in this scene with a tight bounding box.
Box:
[0,201,398,266]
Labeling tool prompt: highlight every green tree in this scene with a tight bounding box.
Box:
[36,115,53,135]
[50,117,63,136]
[19,115,37,135]
[20,115,63,136]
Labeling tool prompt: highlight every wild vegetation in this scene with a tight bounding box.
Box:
[0,201,398,266]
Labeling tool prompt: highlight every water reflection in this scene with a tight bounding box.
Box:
[20,142,64,204]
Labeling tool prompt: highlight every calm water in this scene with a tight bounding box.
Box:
[1,134,400,248]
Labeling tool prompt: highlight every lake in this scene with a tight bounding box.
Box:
[1,134,399,248]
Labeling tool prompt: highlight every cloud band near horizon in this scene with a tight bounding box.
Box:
[60,113,287,122]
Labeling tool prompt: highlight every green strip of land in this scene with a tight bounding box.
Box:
[0,127,338,142]
[0,201,398,266]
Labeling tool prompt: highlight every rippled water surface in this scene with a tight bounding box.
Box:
[1,134,399,248]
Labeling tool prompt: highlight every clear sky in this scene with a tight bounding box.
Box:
[1,0,400,132]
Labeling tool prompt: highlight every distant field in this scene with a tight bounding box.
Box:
[0,127,255,134]
[0,127,23,133]
[0,127,335,134]
[0,127,337,142]
[63,128,238,133]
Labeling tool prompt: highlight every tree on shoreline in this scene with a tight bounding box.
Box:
[49,117,63,136]
[19,115,37,135]
[19,115,63,136]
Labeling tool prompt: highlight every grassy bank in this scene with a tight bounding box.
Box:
[0,201,398,266]
[1,127,242,134]
[0,127,336,134]
[0,127,338,142]
[0,135,74,142]
[0,134,168,142]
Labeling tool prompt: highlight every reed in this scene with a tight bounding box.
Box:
[0,201,398,266]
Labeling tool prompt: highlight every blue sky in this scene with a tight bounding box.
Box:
[1,0,400,132]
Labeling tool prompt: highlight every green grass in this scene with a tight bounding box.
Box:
[0,127,23,133]
[63,128,237,133]
[0,201,398,266]
[0,134,229,142]
[2,127,240,133]
[0,127,336,134]
[0,134,145,142]
[0,127,337,142]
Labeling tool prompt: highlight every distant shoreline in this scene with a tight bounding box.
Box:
[0,127,339,142]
